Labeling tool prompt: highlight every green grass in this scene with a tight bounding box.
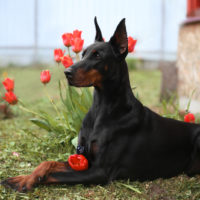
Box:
[1,67,200,199]
[129,69,161,107]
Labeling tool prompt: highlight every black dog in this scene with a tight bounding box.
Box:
[2,17,200,192]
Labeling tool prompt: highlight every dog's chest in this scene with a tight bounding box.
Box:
[78,119,110,160]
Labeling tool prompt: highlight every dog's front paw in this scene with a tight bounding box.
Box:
[1,175,35,192]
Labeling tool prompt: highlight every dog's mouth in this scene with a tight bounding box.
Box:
[65,74,73,85]
[64,67,101,88]
[69,80,93,87]
[64,70,76,86]
[65,75,93,87]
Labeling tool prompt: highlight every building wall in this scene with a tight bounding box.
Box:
[177,23,200,113]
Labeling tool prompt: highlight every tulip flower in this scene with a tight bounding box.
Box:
[2,78,14,92]
[72,30,82,39]
[61,55,73,68]
[62,33,73,47]
[40,70,51,84]
[184,113,195,123]
[68,154,88,171]
[72,38,84,53]
[128,36,137,53]
[3,91,18,105]
[54,49,65,63]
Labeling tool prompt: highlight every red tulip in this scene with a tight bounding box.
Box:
[2,78,14,91]
[128,36,137,53]
[71,38,84,53]
[62,33,73,47]
[61,55,73,68]
[68,154,88,171]
[40,70,51,84]
[72,30,82,39]
[184,113,195,123]
[3,91,18,105]
[54,49,65,63]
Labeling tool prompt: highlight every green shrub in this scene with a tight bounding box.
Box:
[126,57,138,70]
[30,84,93,154]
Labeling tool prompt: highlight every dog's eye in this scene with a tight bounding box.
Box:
[93,51,100,58]
[82,50,86,58]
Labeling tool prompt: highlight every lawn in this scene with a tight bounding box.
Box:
[1,66,200,200]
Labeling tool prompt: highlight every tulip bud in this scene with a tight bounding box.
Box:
[71,38,84,54]
[128,36,137,53]
[72,30,82,39]
[62,33,73,47]
[2,91,18,105]
[184,113,195,123]
[2,78,14,92]
[61,55,73,68]
[54,49,65,63]
[68,154,88,171]
[40,70,51,84]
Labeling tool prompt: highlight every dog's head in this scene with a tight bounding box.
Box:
[65,17,128,89]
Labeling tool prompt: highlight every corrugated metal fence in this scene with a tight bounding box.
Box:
[0,0,186,65]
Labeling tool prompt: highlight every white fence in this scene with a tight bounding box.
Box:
[0,0,186,65]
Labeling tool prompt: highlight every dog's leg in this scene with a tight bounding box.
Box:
[1,161,68,192]
[187,136,200,176]
[41,143,107,185]
[42,167,107,185]
[1,161,107,192]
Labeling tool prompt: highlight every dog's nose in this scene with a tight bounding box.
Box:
[64,67,73,78]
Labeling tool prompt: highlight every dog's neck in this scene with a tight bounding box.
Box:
[92,60,141,115]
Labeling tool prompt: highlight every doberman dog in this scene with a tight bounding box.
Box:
[2,17,200,192]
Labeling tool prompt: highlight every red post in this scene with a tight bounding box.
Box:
[187,0,200,17]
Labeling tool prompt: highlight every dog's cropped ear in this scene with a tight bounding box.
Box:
[94,17,104,42]
[109,18,128,58]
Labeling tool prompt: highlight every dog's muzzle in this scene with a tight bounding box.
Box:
[64,67,74,85]
[64,67,73,78]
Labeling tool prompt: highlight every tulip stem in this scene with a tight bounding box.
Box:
[18,103,42,117]
[44,83,69,134]
[68,47,71,57]
[57,63,67,89]
[43,86,60,116]
[18,99,45,118]
[43,86,68,135]
[76,53,80,62]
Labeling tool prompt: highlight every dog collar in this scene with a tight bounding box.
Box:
[77,145,85,154]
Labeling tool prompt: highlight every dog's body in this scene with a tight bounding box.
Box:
[2,18,200,192]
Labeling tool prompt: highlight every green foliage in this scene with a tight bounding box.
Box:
[186,89,195,113]
[160,90,197,122]
[30,83,93,154]
[117,182,141,194]
[160,95,181,120]
[126,57,138,70]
